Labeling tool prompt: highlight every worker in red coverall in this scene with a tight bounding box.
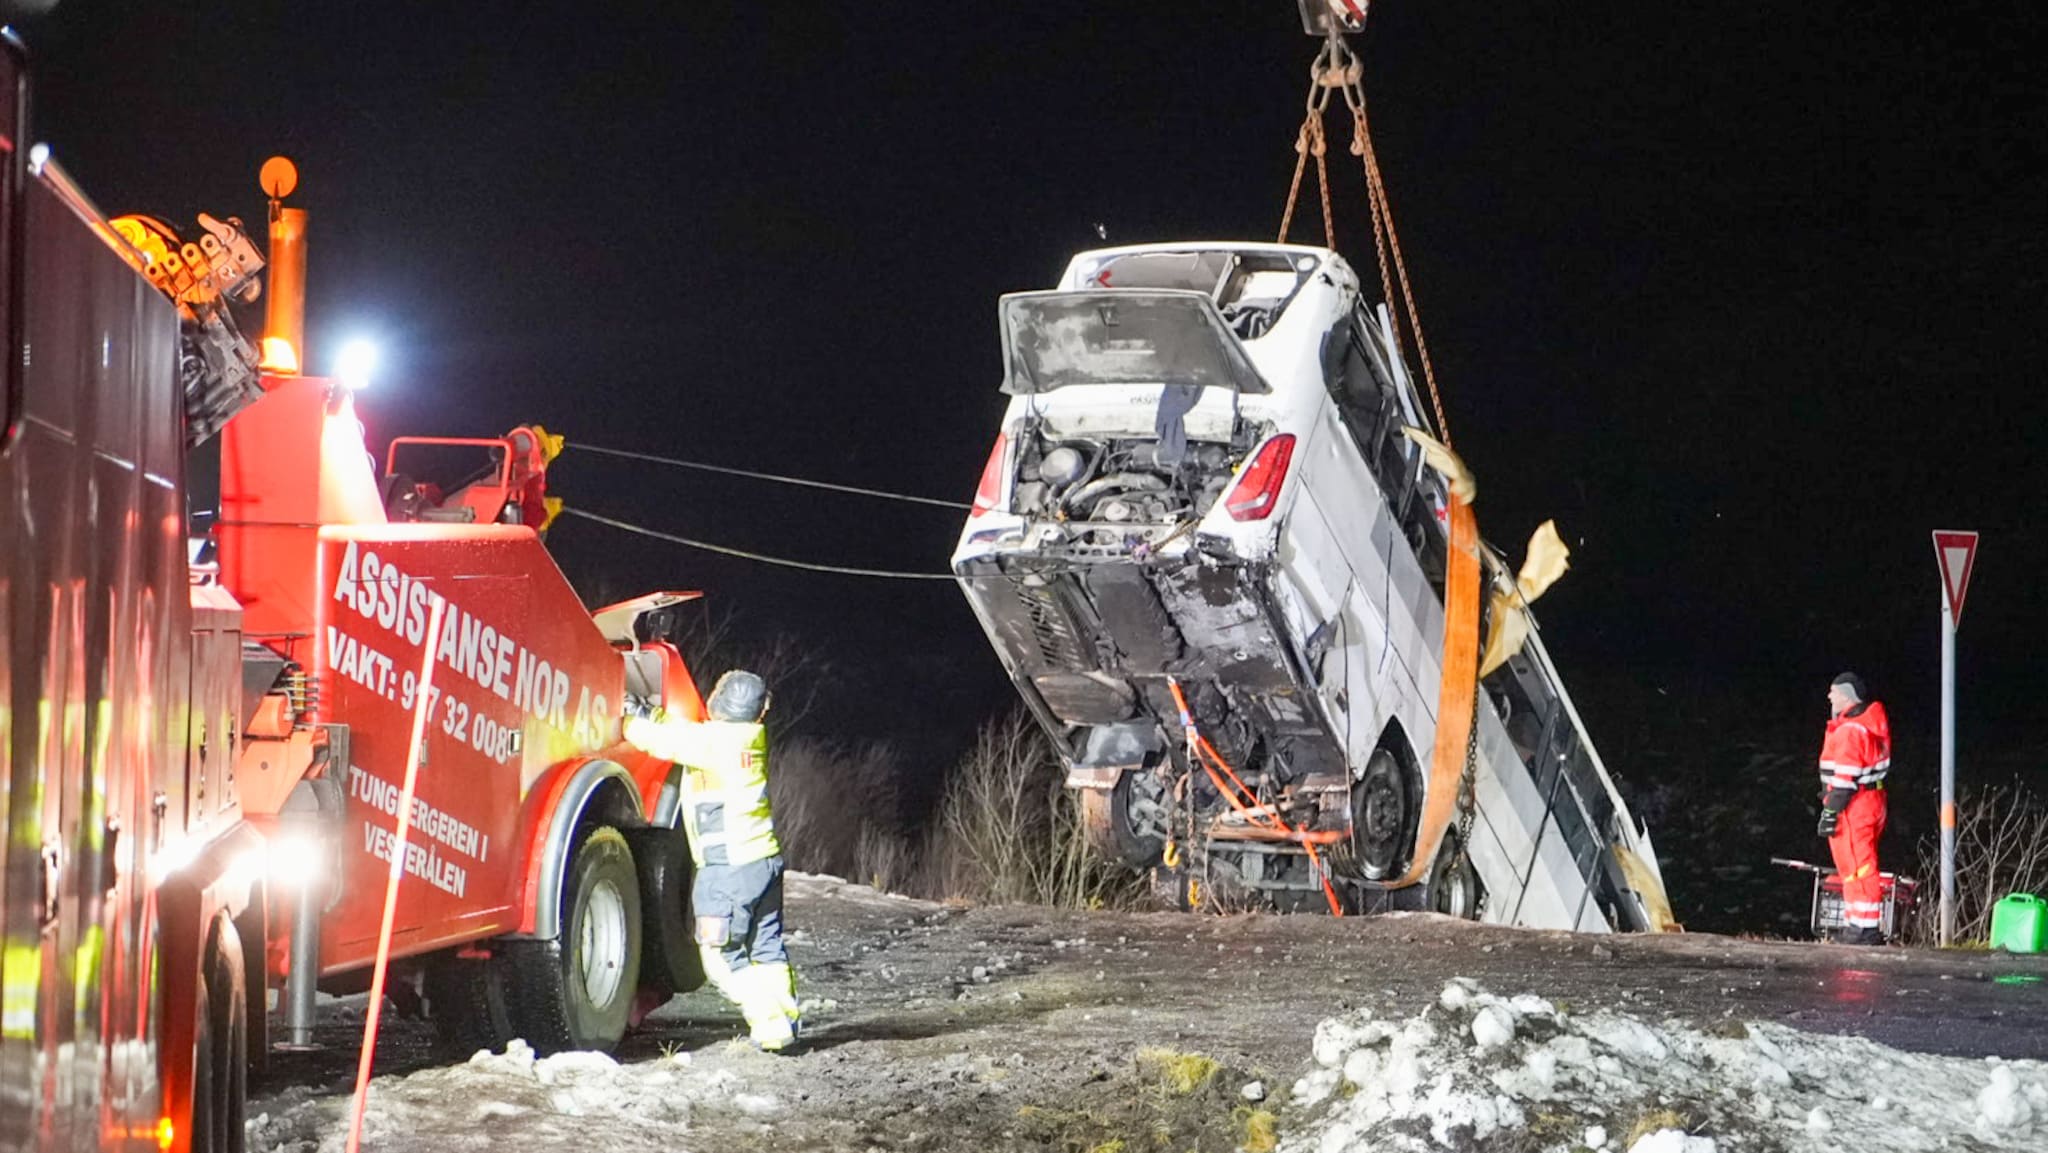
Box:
[1818,672,1891,945]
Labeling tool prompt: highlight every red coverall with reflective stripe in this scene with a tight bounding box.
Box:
[1820,701,1891,930]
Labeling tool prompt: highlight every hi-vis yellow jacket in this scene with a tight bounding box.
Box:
[623,715,780,867]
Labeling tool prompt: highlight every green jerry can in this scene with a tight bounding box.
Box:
[1988,893,2046,953]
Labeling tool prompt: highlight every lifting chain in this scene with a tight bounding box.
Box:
[1277,10,1480,893]
[1277,42,1340,250]
[1452,693,1481,871]
[1276,11,1455,448]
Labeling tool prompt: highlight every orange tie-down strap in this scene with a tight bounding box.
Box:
[1395,494,1482,888]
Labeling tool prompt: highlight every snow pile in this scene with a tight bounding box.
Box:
[787,870,933,910]
[1282,978,2048,1153]
[252,1041,779,1152]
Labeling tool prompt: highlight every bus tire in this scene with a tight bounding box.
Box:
[1349,748,1411,881]
[505,826,642,1054]
[1079,771,1168,869]
[1428,837,1483,921]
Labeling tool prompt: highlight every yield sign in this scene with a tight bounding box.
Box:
[1932,530,1980,627]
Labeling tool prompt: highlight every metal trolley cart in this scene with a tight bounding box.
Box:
[1773,858,1920,942]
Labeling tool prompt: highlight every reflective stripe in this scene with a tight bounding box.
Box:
[624,716,780,866]
[1,941,39,1040]
[681,728,776,867]
[1819,756,1888,787]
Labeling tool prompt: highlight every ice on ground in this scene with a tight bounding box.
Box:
[1283,978,2048,1153]
[1628,1131,1717,1153]
[250,1039,770,1152]
[786,870,934,910]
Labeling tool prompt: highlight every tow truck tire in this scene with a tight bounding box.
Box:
[626,825,705,997]
[190,965,216,1153]
[1427,837,1482,922]
[505,825,642,1054]
[199,922,248,1153]
[424,954,518,1058]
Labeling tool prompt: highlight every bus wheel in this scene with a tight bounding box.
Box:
[1080,771,1168,868]
[1428,837,1483,921]
[1349,749,1410,881]
[506,826,642,1053]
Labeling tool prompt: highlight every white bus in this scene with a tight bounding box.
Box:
[953,243,1673,932]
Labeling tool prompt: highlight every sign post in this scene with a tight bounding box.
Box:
[1931,530,1979,947]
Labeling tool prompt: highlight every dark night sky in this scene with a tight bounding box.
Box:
[16,2,2047,811]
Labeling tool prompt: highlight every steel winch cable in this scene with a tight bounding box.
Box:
[558,506,964,581]
[568,442,973,511]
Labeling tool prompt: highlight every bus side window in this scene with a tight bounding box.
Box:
[1324,324,1415,505]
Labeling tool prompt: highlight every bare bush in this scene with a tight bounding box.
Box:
[1904,781,2048,945]
[757,710,1145,910]
[767,737,902,879]
[929,710,1140,909]
[662,601,829,735]
[853,823,917,894]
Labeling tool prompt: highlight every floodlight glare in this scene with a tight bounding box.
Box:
[336,339,379,391]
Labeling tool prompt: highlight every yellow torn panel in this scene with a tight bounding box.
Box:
[1401,427,1475,503]
[1479,520,1570,678]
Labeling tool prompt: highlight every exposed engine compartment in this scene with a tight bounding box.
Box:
[1007,424,1272,556]
[1013,434,1233,524]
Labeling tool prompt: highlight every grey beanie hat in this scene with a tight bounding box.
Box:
[1831,671,1867,703]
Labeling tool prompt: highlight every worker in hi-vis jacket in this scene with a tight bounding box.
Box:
[1818,671,1892,946]
[623,670,801,1050]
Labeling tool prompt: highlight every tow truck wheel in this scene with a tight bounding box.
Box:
[626,825,705,998]
[194,922,248,1153]
[424,953,517,1057]
[1349,749,1411,881]
[1427,837,1482,921]
[505,825,642,1054]
[190,964,216,1153]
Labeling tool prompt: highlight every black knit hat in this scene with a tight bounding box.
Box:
[1831,671,1867,703]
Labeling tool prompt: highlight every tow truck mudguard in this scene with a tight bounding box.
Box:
[509,756,644,940]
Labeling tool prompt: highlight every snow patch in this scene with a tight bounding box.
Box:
[1280,979,2048,1153]
[251,1040,783,1151]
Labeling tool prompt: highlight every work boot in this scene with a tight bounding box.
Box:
[1847,926,1886,946]
[732,964,802,1052]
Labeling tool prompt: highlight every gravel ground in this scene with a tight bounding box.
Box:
[250,873,2048,1151]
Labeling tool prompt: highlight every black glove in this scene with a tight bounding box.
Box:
[621,693,658,721]
[1817,785,1854,839]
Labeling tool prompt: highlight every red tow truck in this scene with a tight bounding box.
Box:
[3,37,704,1153]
